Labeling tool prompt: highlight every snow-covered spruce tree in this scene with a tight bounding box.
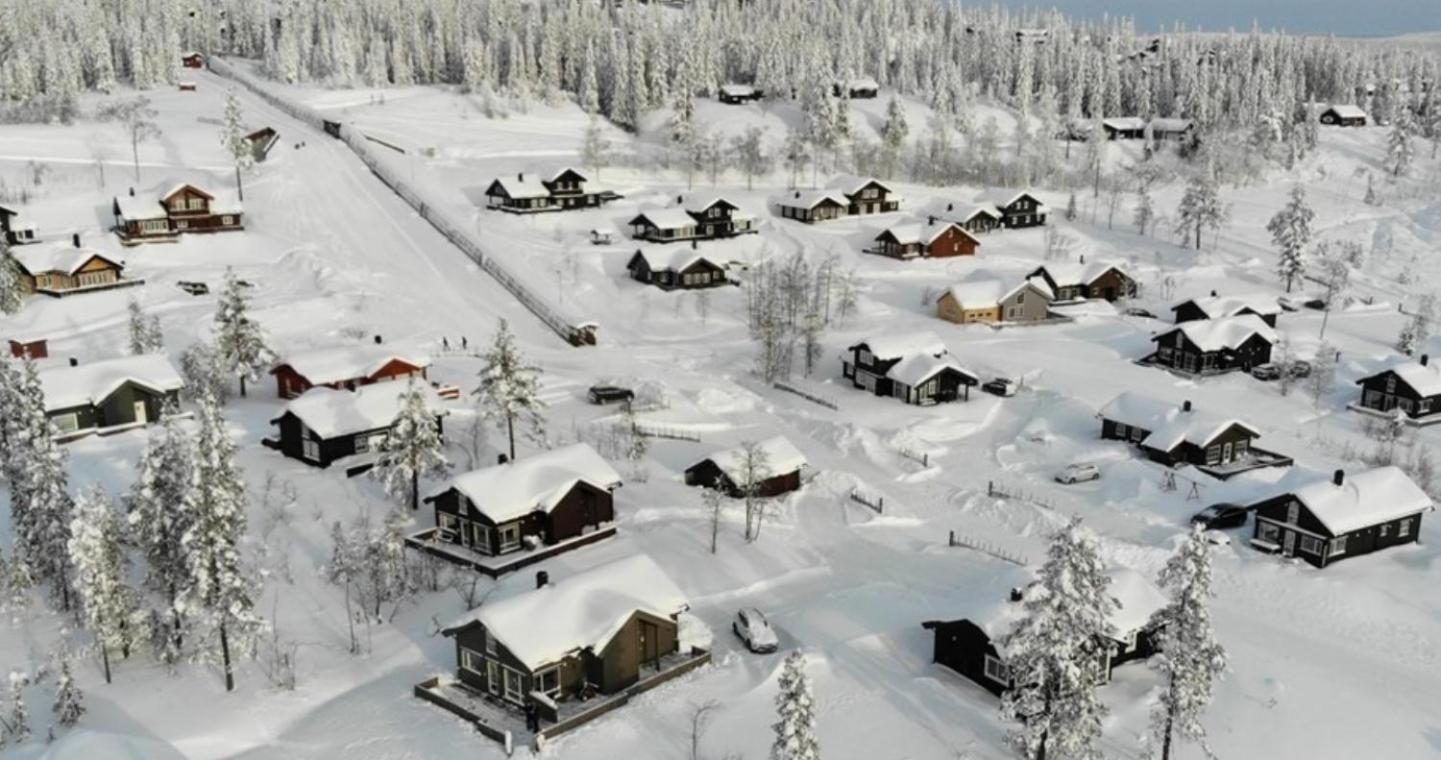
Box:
[732,126,771,191]
[68,486,138,684]
[128,415,196,662]
[180,391,263,692]
[1133,186,1155,237]
[472,319,545,462]
[1174,166,1225,251]
[6,673,29,744]
[126,299,163,355]
[1266,186,1314,293]
[180,339,230,403]
[221,91,254,201]
[879,95,908,180]
[0,248,22,316]
[770,651,820,760]
[213,268,274,398]
[1386,110,1415,178]
[1000,517,1116,760]
[8,359,75,610]
[1149,526,1227,760]
[581,117,611,180]
[51,655,84,728]
[372,377,450,511]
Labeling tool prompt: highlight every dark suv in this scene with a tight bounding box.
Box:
[587,385,635,405]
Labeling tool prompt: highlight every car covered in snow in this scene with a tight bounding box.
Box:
[1122,307,1157,319]
[982,377,1019,397]
[587,385,635,405]
[1191,503,1250,530]
[733,608,779,653]
[1054,462,1101,484]
[1250,363,1283,381]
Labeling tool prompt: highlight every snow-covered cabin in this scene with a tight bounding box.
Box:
[267,382,446,469]
[1250,467,1433,567]
[484,168,618,214]
[1028,261,1137,302]
[843,332,979,405]
[1148,117,1195,142]
[440,554,693,715]
[181,51,204,68]
[922,566,1167,697]
[937,278,1053,324]
[39,354,184,438]
[978,190,1049,229]
[1355,354,1441,419]
[0,204,37,245]
[1101,117,1147,140]
[922,199,1004,235]
[244,127,280,162]
[870,220,978,260]
[834,76,880,98]
[425,443,621,558]
[112,182,243,243]
[626,247,728,290]
[7,337,47,360]
[1147,315,1276,374]
[1098,392,1265,470]
[12,238,132,296]
[718,83,762,104]
[1320,104,1368,127]
[269,342,431,399]
[1171,292,1281,327]
[826,175,901,216]
[774,189,849,224]
[628,197,756,243]
[685,436,808,497]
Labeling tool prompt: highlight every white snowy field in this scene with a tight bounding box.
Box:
[2,64,1441,760]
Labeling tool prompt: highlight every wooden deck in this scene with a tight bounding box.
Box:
[405,525,618,577]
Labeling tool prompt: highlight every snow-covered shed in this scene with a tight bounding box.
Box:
[267,382,446,469]
[0,203,37,245]
[685,436,808,497]
[38,354,184,437]
[1320,104,1368,127]
[1250,466,1433,567]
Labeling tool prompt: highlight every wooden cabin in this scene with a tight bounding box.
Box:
[268,383,446,469]
[980,190,1049,229]
[719,84,763,104]
[484,168,619,214]
[270,343,430,398]
[39,355,184,438]
[181,52,204,68]
[1171,293,1281,327]
[685,436,807,497]
[1101,117,1147,140]
[1098,392,1264,470]
[871,220,978,260]
[1355,355,1441,418]
[1320,105,1368,127]
[775,190,848,224]
[922,567,1166,697]
[13,239,131,296]
[937,278,1053,325]
[7,338,47,360]
[1147,315,1276,375]
[835,77,880,99]
[826,175,901,216]
[1250,467,1432,568]
[113,182,243,243]
[629,197,756,243]
[843,333,979,405]
[1148,118,1195,143]
[244,127,280,162]
[440,555,689,716]
[924,200,1003,235]
[626,248,728,290]
[1028,261,1137,302]
[0,204,37,245]
[425,443,620,558]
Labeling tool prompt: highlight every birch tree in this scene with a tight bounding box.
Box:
[372,378,450,511]
[68,487,138,684]
[732,126,770,191]
[213,268,274,398]
[1149,526,1227,760]
[472,319,546,462]
[220,91,254,201]
[738,440,772,542]
[1267,186,1314,293]
[97,96,160,183]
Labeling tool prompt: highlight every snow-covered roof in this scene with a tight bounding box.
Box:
[161,183,214,202]
[1381,361,1441,397]
[441,443,622,525]
[629,247,723,273]
[113,195,167,221]
[546,167,587,184]
[943,278,1049,308]
[1149,117,1194,133]
[699,436,808,483]
[775,189,848,210]
[1098,391,1259,452]
[283,382,446,439]
[683,196,753,221]
[876,221,973,246]
[886,352,979,387]
[1326,104,1368,119]
[1102,117,1147,131]
[923,199,1002,224]
[489,174,551,200]
[1034,260,1130,288]
[11,244,117,276]
[827,174,892,197]
[972,565,1167,643]
[1175,293,1281,319]
[842,76,880,90]
[1288,466,1432,535]
[446,554,687,671]
[854,331,946,361]
[720,84,756,97]
[631,208,699,230]
[1157,315,1277,352]
[977,188,1050,214]
[275,345,431,386]
[39,354,184,411]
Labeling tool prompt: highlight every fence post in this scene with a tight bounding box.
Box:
[878,497,884,514]
[948,530,955,546]
[987,480,994,497]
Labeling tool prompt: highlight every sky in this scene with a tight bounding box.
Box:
[998,0,1441,37]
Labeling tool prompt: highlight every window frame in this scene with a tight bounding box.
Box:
[983,654,1009,684]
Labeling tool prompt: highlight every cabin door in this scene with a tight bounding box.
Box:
[639,621,660,670]
[133,400,148,425]
[1282,530,1296,557]
[1221,442,1233,463]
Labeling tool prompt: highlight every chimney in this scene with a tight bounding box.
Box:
[497,453,509,465]
[1422,354,1430,367]
[1182,400,1192,413]
[69,357,78,367]
[676,194,684,205]
[946,202,954,212]
[517,172,524,183]
[373,334,383,345]
[794,190,801,199]
[1008,587,1024,603]
[536,571,549,589]
[128,187,135,197]
[72,233,81,248]
[927,215,936,226]
[1333,469,1345,487]
[690,239,698,250]
[1210,289,1218,297]
[1079,253,1085,264]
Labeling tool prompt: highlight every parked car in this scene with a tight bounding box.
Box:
[1287,360,1312,378]
[1250,363,1282,381]
[1122,307,1157,319]
[733,608,779,654]
[587,385,635,405]
[1054,463,1101,485]
[1302,298,1327,310]
[1204,531,1232,546]
[983,378,1019,397]
[1276,295,1303,312]
[177,280,209,296]
[1191,503,1249,530]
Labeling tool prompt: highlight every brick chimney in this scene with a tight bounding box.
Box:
[1333,469,1345,487]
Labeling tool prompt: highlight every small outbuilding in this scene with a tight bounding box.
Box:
[685,436,808,497]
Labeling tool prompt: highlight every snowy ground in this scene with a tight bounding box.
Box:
[2,64,1441,760]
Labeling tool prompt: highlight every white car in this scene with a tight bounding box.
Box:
[733,608,779,654]
[1054,463,1101,484]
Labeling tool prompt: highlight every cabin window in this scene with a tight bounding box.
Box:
[860,187,878,200]
[983,654,1008,684]
[354,432,388,455]
[302,437,320,461]
[51,413,79,434]
[1205,445,1221,464]
[1386,377,1396,393]
[534,667,561,698]
[1299,535,1323,555]
[497,523,521,552]
[502,668,524,703]
[187,197,205,211]
[1330,536,1348,556]
[438,513,459,540]
[460,648,485,675]
[176,220,189,230]
[1421,399,1433,414]
[1016,292,1025,304]
[470,523,492,553]
[486,661,501,695]
[1257,521,1280,543]
[142,219,169,234]
[1400,519,1413,538]
[222,215,234,226]
[857,349,873,366]
[1128,426,1144,443]
[1234,439,1249,457]
[484,633,498,657]
[1380,524,1391,538]
[1286,501,1300,525]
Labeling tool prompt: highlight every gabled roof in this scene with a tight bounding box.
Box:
[546,167,587,184]
[1154,315,1277,352]
[439,443,622,525]
[851,331,946,361]
[12,244,120,277]
[1366,360,1441,397]
[978,189,1050,213]
[488,175,551,200]
[775,189,848,210]
[1173,294,1281,319]
[826,174,893,197]
[630,208,699,230]
[876,221,976,247]
[161,183,214,202]
[683,196,754,220]
[273,345,430,386]
[1325,104,1368,119]
[841,76,880,90]
[39,354,184,411]
[885,352,979,387]
[1099,391,1259,452]
[281,382,446,439]
[113,195,168,221]
[1102,117,1147,131]
[0,204,17,217]
[1149,117,1194,133]
[628,247,723,273]
[1287,466,1432,535]
[1033,260,1131,288]
[719,84,757,97]
[971,565,1167,644]
[444,554,687,671]
[943,277,1051,308]
[696,436,808,484]
[922,199,1002,224]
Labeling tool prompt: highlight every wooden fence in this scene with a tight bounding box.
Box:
[848,487,884,514]
[633,423,701,442]
[948,531,1028,566]
[773,381,840,410]
[986,480,1059,511]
